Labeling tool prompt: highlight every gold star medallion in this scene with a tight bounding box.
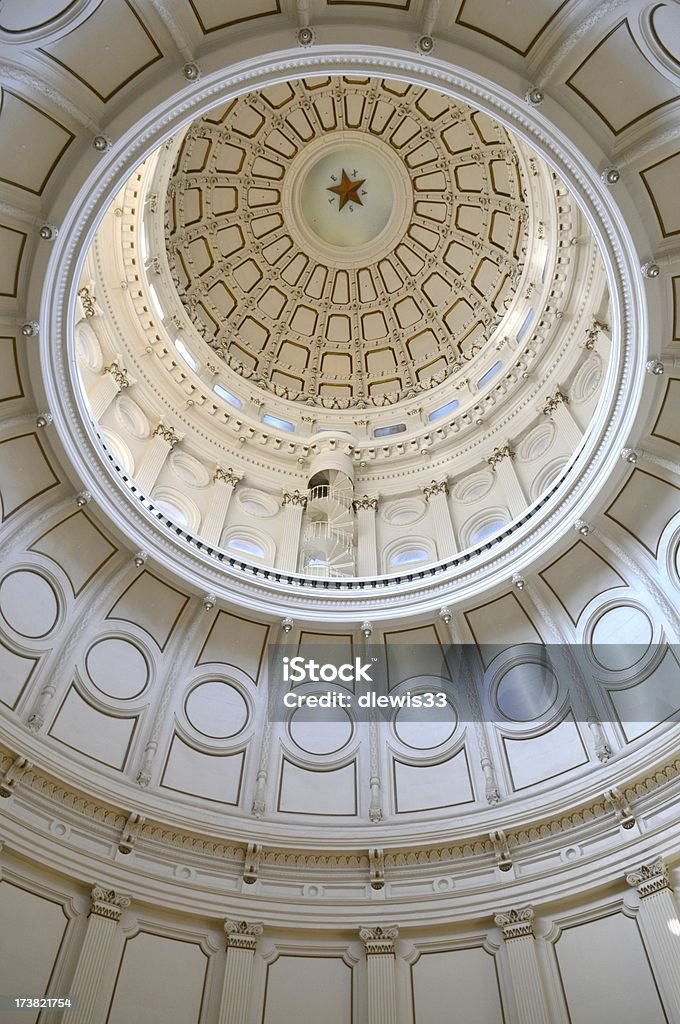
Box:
[327,169,366,211]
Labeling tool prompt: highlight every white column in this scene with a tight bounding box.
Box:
[422,480,457,557]
[218,920,263,1024]
[203,467,240,545]
[136,424,181,493]
[543,390,582,451]
[487,445,526,519]
[360,927,399,1024]
[494,907,550,1024]
[627,859,680,1021]
[275,491,306,571]
[69,886,130,1024]
[354,496,378,575]
[89,363,133,420]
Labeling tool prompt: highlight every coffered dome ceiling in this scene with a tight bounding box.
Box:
[164,77,529,407]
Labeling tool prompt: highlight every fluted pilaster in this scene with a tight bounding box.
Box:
[203,467,240,545]
[494,907,549,1024]
[422,480,456,557]
[136,424,181,493]
[542,390,582,450]
[627,859,680,1020]
[360,927,398,1024]
[353,496,378,575]
[487,446,526,519]
[276,490,307,570]
[69,886,130,1024]
[218,920,263,1024]
[89,363,131,419]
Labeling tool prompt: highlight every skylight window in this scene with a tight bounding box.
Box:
[147,282,165,321]
[213,384,243,409]
[373,423,406,438]
[470,519,507,545]
[262,414,295,432]
[477,361,502,389]
[428,399,460,422]
[391,547,429,565]
[516,308,534,343]
[175,338,198,371]
[228,537,265,557]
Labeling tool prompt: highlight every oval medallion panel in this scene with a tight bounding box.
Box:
[496,662,559,721]
[289,704,353,755]
[86,638,149,699]
[591,605,653,671]
[0,570,59,638]
[185,681,249,739]
[394,698,457,749]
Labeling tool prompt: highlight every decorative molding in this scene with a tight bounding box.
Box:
[490,829,513,871]
[494,905,535,940]
[243,842,262,885]
[604,787,636,830]
[0,754,31,799]
[369,847,385,891]
[118,812,144,855]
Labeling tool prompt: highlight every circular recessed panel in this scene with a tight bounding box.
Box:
[114,394,150,439]
[591,605,653,671]
[185,681,249,738]
[0,570,59,638]
[496,662,559,721]
[86,638,149,699]
[394,698,456,749]
[300,145,393,247]
[289,703,353,755]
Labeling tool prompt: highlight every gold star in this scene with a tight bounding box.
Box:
[327,169,366,211]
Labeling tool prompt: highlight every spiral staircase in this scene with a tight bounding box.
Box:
[301,471,355,577]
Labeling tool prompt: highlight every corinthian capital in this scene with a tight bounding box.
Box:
[214,466,240,486]
[626,858,671,898]
[353,494,378,512]
[90,885,131,921]
[282,489,307,508]
[423,479,448,501]
[487,445,515,469]
[541,390,568,417]
[224,919,264,950]
[104,362,131,390]
[153,423,182,449]
[494,905,534,940]
[359,925,399,955]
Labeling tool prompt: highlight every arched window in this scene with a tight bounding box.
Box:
[227,537,266,558]
[468,518,508,546]
[391,547,430,566]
